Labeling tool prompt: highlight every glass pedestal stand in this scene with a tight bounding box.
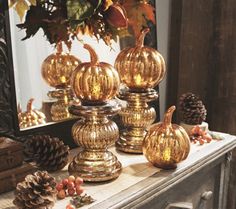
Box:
[48,88,75,122]
[116,88,158,153]
[68,102,122,182]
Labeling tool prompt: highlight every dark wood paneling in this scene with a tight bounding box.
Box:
[167,0,236,134]
[167,1,236,208]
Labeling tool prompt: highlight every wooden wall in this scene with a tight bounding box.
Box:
[167,1,236,208]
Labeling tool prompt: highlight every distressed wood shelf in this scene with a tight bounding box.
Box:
[0,132,235,209]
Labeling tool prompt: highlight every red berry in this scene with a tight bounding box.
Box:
[68,175,76,183]
[66,204,75,209]
[76,186,84,195]
[57,189,66,199]
[56,183,64,191]
[68,188,75,196]
[62,178,69,187]
[67,181,75,189]
[75,177,83,186]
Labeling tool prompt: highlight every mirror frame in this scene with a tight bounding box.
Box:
[0,0,160,147]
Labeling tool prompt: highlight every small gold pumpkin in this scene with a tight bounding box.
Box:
[71,44,120,105]
[143,106,190,169]
[115,28,166,91]
[41,42,80,88]
[18,98,46,129]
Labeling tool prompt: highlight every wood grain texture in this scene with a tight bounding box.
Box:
[167,1,236,208]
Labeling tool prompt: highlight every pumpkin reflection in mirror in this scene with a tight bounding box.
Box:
[115,28,166,91]
[41,42,80,89]
[143,106,190,169]
[18,98,46,129]
[71,44,120,105]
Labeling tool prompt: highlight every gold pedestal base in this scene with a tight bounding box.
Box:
[48,88,76,122]
[68,102,122,182]
[116,89,158,154]
[69,150,121,182]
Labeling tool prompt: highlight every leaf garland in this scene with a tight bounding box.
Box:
[9,0,156,47]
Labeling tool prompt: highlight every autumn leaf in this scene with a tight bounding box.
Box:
[14,0,29,21]
[28,0,36,6]
[122,0,156,38]
[9,0,36,21]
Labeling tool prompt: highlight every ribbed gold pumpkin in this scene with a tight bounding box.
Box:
[143,106,190,169]
[71,44,120,105]
[115,28,166,91]
[41,42,80,88]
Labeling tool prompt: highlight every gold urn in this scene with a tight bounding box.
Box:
[143,106,191,169]
[69,44,122,182]
[41,42,80,121]
[115,28,166,91]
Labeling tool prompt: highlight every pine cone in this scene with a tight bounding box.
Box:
[24,135,69,171]
[179,92,207,125]
[13,171,57,209]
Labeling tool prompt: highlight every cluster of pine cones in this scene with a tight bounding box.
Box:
[179,93,207,125]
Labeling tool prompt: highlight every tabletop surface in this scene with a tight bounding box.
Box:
[0,132,236,209]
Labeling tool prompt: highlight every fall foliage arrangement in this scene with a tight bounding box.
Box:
[8,0,156,48]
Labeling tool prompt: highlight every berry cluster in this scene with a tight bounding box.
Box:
[190,126,212,145]
[56,175,84,199]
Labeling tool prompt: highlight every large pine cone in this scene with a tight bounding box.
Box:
[179,93,207,125]
[13,171,57,209]
[25,135,69,171]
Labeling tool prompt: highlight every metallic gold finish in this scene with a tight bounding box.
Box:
[143,106,191,169]
[116,88,158,153]
[68,102,122,182]
[18,98,46,129]
[71,44,120,105]
[41,42,80,89]
[115,28,166,91]
[48,88,78,122]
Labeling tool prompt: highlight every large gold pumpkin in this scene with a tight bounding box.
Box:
[71,44,120,105]
[143,106,190,169]
[115,28,166,91]
[41,42,80,88]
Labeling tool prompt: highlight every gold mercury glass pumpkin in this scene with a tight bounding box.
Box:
[18,98,46,129]
[115,28,166,91]
[71,44,120,105]
[143,106,190,169]
[41,42,80,88]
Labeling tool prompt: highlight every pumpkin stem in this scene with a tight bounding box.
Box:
[163,106,176,126]
[27,98,34,112]
[136,28,150,47]
[84,44,99,65]
[56,41,63,54]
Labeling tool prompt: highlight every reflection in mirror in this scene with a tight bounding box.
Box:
[7,0,156,131]
[8,9,121,130]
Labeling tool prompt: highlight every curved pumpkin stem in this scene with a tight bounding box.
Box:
[163,106,176,126]
[56,41,63,54]
[27,98,34,112]
[136,28,150,47]
[84,44,99,65]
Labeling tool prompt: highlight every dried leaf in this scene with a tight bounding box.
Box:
[28,0,36,6]
[14,0,29,21]
[122,0,155,38]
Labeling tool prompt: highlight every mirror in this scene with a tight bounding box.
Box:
[3,0,158,134]
[8,10,121,131]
